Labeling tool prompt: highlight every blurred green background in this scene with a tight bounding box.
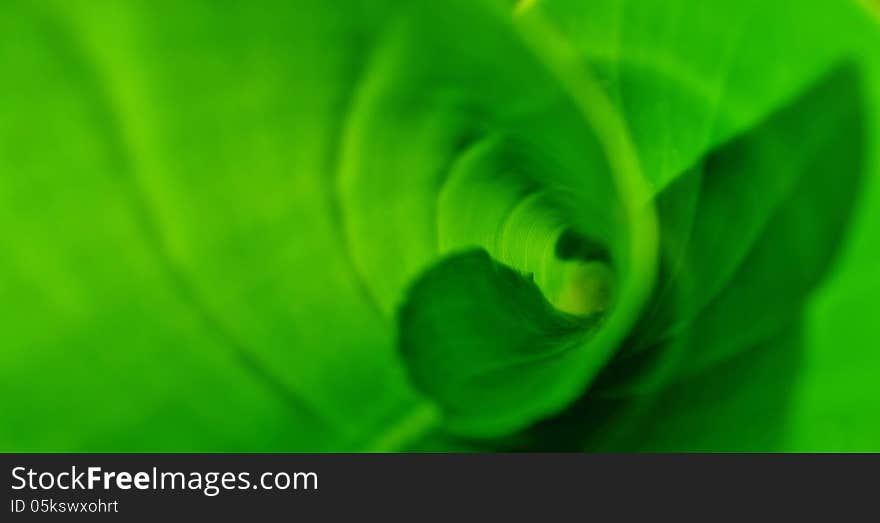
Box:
[1,0,878,451]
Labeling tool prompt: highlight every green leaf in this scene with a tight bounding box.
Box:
[1,0,879,452]
[334,0,659,440]
[399,61,866,444]
[399,250,599,437]
[0,0,658,450]
[539,0,866,192]
[598,64,867,394]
